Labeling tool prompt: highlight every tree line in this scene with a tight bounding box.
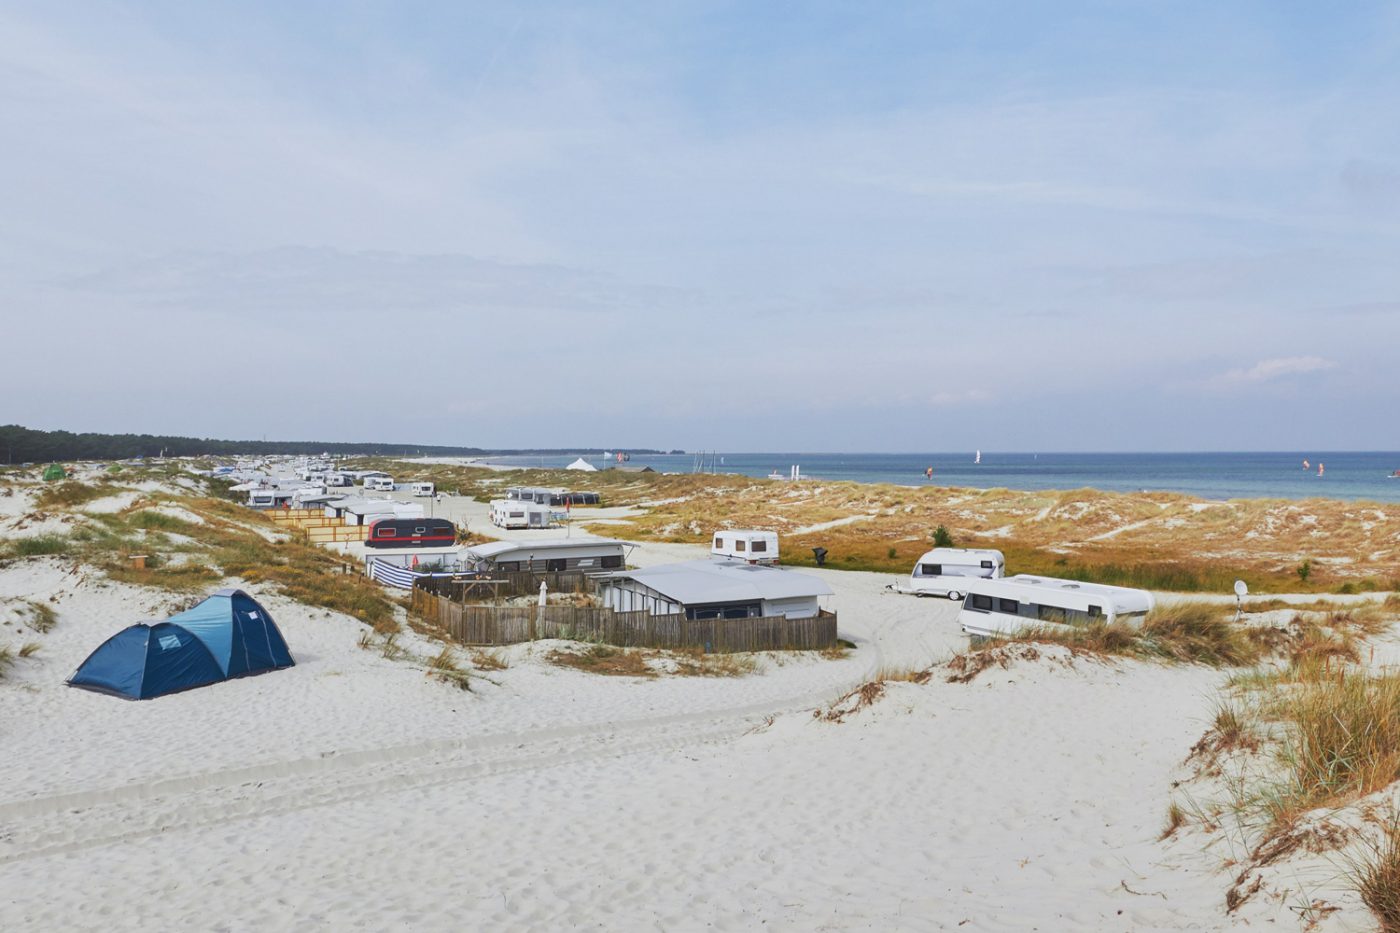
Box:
[0,424,666,464]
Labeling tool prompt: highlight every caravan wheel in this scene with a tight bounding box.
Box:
[946,591,962,602]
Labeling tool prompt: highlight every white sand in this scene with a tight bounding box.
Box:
[1,486,1384,929]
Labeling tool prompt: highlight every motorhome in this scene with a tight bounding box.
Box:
[411,482,435,497]
[710,530,780,565]
[904,548,1005,599]
[365,476,395,492]
[957,574,1155,641]
[365,517,456,549]
[325,472,353,487]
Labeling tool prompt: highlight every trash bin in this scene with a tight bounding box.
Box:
[811,547,828,567]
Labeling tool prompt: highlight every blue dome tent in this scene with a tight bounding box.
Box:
[68,589,295,700]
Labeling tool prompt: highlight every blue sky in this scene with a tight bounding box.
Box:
[2,1,1398,450]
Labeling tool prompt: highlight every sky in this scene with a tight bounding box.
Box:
[2,1,1399,452]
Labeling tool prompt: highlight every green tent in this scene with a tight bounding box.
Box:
[43,464,67,481]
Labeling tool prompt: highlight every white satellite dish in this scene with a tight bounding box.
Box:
[1234,580,1248,598]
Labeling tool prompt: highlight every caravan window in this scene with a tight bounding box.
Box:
[600,555,623,570]
[998,598,1019,614]
[1088,605,1103,618]
[981,560,995,569]
[970,594,993,611]
[1037,604,1069,625]
[921,563,942,576]
[750,540,767,553]
[714,536,723,549]
[378,528,396,538]
[735,540,746,551]
[497,561,521,572]
[546,558,567,572]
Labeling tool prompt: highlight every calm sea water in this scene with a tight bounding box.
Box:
[482,451,1400,503]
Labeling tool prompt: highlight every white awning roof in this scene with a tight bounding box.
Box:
[610,560,832,605]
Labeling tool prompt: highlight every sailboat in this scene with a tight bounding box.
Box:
[975,450,981,465]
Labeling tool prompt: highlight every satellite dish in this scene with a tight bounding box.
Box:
[1234,580,1248,598]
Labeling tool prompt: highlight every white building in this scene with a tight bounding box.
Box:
[599,560,831,620]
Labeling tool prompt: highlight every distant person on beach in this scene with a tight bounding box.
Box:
[925,466,933,480]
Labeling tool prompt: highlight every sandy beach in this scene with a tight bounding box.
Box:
[2,466,1398,931]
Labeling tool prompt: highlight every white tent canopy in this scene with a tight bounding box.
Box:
[566,458,598,472]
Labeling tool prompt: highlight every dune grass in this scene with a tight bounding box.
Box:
[427,646,472,691]
[34,481,105,509]
[549,644,655,678]
[1351,818,1400,932]
[10,534,71,558]
[948,603,1273,681]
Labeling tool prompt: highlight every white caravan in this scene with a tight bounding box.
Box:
[489,499,552,529]
[411,482,435,497]
[710,530,779,565]
[904,547,1005,599]
[957,574,1156,641]
[365,476,395,492]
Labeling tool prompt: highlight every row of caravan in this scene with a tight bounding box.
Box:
[894,546,1155,641]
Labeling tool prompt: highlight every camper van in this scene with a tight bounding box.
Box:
[957,574,1156,641]
[711,530,780,565]
[906,548,1005,599]
[365,517,456,549]
[411,482,435,498]
[365,476,395,492]
[325,472,353,487]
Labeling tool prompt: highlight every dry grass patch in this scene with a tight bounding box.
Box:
[1351,818,1400,932]
[671,648,758,678]
[1160,800,1189,841]
[548,644,656,678]
[947,603,1271,683]
[469,649,509,671]
[34,481,105,510]
[427,646,472,691]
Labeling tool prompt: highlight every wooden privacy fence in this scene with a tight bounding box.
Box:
[410,588,838,653]
[267,508,324,526]
[307,524,368,543]
[416,571,593,601]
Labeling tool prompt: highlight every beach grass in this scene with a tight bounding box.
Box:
[1351,818,1400,932]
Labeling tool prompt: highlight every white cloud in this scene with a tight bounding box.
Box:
[1219,356,1337,383]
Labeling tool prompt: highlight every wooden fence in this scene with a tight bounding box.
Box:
[416,571,593,601]
[410,588,838,652]
[307,524,369,543]
[267,508,325,526]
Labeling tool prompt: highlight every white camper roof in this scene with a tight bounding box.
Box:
[465,538,633,561]
[964,574,1154,614]
[914,547,1005,565]
[609,560,831,606]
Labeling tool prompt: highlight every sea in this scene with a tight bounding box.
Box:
[479,451,1400,503]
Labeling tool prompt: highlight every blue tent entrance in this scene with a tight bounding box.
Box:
[68,589,295,700]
